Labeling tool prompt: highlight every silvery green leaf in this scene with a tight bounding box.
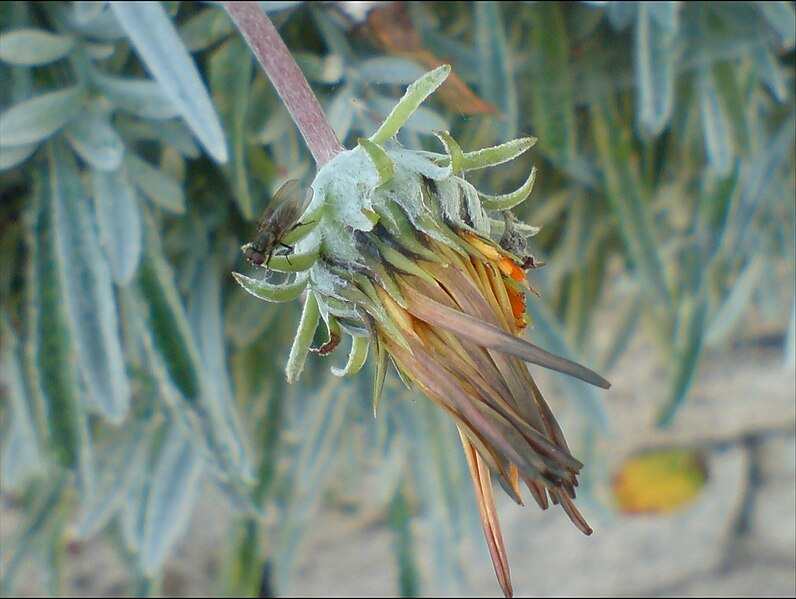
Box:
[0,29,74,65]
[705,256,763,346]
[605,1,637,30]
[65,3,125,40]
[656,290,708,427]
[92,72,179,120]
[117,119,201,158]
[590,92,671,306]
[49,141,130,423]
[636,3,675,135]
[72,1,106,25]
[753,44,788,103]
[759,1,796,48]
[0,86,85,147]
[141,426,204,575]
[785,297,795,372]
[74,423,150,538]
[527,3,574,163]
[93,167,142,284]
[647,1,678,33]
[359,57,426,85]
[179,6,235,52]
[294,52,343,84]
[475,2,517,140]
[33,159,93,481]
[225,285,278,347]
[111,2,228,163]
[135,217,201,403]
[209,36,254,218]
[190,261,254,483]
[0,143,37,171]
[63,106,124,171]
[698,66,732,176]
[0,317,45,489]
[125,152,185,214]
[326,86,355,141]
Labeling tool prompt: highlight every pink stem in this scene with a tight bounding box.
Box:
[223,2,344,168]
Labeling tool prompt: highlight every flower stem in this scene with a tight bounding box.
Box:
[223,2,343,168]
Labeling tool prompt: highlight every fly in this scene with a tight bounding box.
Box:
[242,179,313,267]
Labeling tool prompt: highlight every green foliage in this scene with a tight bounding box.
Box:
[0,1,793,596]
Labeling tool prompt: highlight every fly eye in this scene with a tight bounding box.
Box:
[245,247,265,266]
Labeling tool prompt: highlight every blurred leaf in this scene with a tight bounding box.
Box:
[0,86,85,147]
[190,260,254,483]
[758,1,796,48]
[613,448,708,513]
[656,289,708,427]
[0,316,46,489]
[179,6,234,52]
[141,425,204,575]
[388,484,420,597]
[705,255,763,346]
[0,29,74,66]
[0,143,37,171]
[92,166,143,284]
[527,3,574,162]
[125,152,185,214]
[698,64,733,175]
[590,92,670,305]
[209,35,254,218]
[474,2,516,140]
[92,73,180,120]
[62,104,125,171]
[636,3,675,135]
[111,2,228,163]
[359,56,425,85]
[49,141,131,423]
[136,214,201,403]
[32,160,93,479]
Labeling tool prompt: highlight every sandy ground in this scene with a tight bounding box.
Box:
[2,308,795,597]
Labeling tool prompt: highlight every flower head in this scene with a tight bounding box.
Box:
[233,65,610,598]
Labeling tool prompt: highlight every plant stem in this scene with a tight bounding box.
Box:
[223,2,343,168]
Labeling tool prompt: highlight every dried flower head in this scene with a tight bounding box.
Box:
[233,65,610,598]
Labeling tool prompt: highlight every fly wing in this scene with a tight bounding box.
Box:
[255,179,303,235]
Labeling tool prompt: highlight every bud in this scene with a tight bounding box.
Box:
[233,65,610,598]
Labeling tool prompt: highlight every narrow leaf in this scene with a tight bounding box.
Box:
[590,91,670,305]
[636,3,675,135]
[136,213,202,402]
[527,3,574,162]
[209,35,254,218]
[0,86,85,147]
[92,72,179,120]
[125,152,185,213]
[49,141,131,423]
[62,105,125,171]
[93,167,143,284]
[331,335,369,377]
[141,426,204,575]
[0,29,74,65]
[111,2,228,162]
[31,162,92,477]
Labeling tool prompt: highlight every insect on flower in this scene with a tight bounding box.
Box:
[242,179,313,267]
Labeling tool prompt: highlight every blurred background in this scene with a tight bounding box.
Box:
[0,1,794,596]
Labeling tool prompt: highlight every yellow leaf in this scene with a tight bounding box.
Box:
[613,448,709,514]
